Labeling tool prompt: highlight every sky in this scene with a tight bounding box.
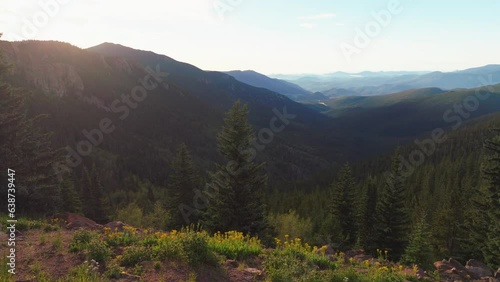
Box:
[1,0,500,74]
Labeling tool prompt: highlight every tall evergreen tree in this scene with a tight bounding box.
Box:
[203,101,267,236]
[168,143,200,227]
[328,163,358,248]
[360,176,378,251]
[375,149,410,260]
[401,212,434,269]
[59,174,82,213]
[80,164,109,223]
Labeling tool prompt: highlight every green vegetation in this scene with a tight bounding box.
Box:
[168,143,201,227]
[0,221,423,281]
[203,101,268,237]
[375,149,410,260]
[327,163,358,248]
[208,231,262,260]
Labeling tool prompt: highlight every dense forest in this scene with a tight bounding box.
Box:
[1,38,499,277]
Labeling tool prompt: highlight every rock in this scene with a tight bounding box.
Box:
[228,267,264,282]
[477,278,500,282]
[415,265,426,279]
[50,212,101,230]
[119,272,141,281]
[344,249,368,263]
[345,249,365,258]
[104,221,126,232]
[225,259,239,268]
[434,258,472,281]
[465,259,494,278]
[324,244,335,256]
[244,268,262,275]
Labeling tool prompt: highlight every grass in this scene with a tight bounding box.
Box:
[52,231,63,251]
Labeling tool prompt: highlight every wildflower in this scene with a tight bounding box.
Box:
[412,264,418,274]
[364,259,370,268]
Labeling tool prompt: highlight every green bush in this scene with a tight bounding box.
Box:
[52,232,63,251]
[67,262,104,282]
[69,230,100,252]
[16,218,43,231]
[115,202,143,227]
[268,210,314,243]
[208,231,262,260]
[152,238,185,262]
[264,252,319,282]
[87,239,112,263]
[104,262,122,279]
[120,245,151,267]
[179,231,218,267]
[142,201,171,230]
[104,226,139,247]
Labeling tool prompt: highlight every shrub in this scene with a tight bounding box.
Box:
[152,236,185,262]
[268,210,314,243]
[16,218,43,231]
[69,230,100,252]
[52,232,63,251]
[115,202,143,227]
[130,264,144,276]
[208,231,262,260]
[142,201,171,230]
[264,251,319,282]
[104,262,122,279]
[104,225,139,247]
[179,230,217,267]
[87,239,112,263]
[67,262,103,282]
[119,245,151,267]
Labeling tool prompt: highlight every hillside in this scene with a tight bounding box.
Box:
[323,85,500,139]
[224,70,310,100]
[0,40,344,185]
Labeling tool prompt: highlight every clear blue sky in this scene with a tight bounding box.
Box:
[1,0,500,74]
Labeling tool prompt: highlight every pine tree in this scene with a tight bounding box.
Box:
[469,131,500,268]
[360,176,378,251]
[0,39,60,215]
[59,174,82,213]
[328,163,357,248]
[80,164,109,223]
[168,143,200,227]
[375,149,410,260]
[203,101,267,236]
[401,213,434,269]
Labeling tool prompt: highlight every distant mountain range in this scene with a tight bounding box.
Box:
[269,66,500,97]
[223,66,500,101]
